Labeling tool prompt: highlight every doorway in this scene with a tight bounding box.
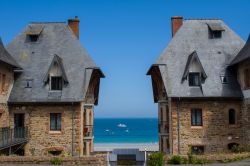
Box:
[14,114,25,139]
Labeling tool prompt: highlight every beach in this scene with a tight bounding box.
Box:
[94,143,159,152]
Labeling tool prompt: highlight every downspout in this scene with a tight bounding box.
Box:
[71,102,75,156]
[177,97,181,154]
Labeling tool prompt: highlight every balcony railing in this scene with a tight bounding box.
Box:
[83,125,93,138]
[0,127,28,150]
[158,121,169,134]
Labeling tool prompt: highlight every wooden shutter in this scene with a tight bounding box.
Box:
[2,74,6,92]
[244,68,250,89]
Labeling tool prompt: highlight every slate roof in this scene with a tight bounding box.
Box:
[6,22,103,103]
[149,19,244,98]
[230,34,250,65]
[0,38,21,68]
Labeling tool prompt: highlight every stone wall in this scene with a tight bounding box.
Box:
[9,104,83,156]
[0,62,14,128]
[0,155,107,165]
[170,99,242,155]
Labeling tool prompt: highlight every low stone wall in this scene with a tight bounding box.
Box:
[0,154,107,165]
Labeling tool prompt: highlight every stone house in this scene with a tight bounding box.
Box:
[0,17,104,156]
[147,16,250,155]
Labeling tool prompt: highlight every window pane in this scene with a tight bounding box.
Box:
[51,77,63,90]
[191,110,196,125]
[50,114,56,130]
[229,109,236,125]
[191,109,202,126]
[189,73,200,86]
[196,110,202,126]
[57,114,61,130]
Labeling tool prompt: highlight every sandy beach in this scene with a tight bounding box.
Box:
[94,143,159,152]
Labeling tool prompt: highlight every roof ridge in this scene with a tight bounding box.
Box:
[185,18,222,20]
[30,22,66,24]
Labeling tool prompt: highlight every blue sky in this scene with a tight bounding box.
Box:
[0,0,250,118]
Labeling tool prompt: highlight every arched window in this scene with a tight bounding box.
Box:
[229,109,236,125]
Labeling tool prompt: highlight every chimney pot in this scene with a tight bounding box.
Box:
[171,16,183,37]
[68,16,80,39]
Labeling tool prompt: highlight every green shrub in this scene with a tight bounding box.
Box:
[148,152,165,166]
[167,155,183,165]
[231,145,241,153]
[50,157,62,165]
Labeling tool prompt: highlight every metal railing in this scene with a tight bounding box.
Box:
[83,125,93,137]
[0,127,28,150]
[158,121,169,134]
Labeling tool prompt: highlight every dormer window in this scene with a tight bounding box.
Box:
[182,51,207,87]
[28,35,39,42]
[189,72,201,86]
[211,31,222,39]
[25,26,43,43]
[207,22,224,39]
[50,76,63,91]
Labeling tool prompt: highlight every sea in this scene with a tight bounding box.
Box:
[94,118,158,143]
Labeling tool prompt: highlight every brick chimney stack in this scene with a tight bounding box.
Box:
[68,16,80,39]
[171,16,183,37]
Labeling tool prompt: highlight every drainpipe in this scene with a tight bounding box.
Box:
[177,97,181,154]
[71,102,75,156]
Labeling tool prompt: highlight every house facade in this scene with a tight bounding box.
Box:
[0,17,104,156]
[147,16,250,155]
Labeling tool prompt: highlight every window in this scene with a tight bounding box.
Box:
[50,113,61,131]
[211,31,222,38]
[244,68,250,89]
[191,146,204,155]
[220,76,228,84]
[191,109,202,126]
[229,109,236,125]
[28,35,39,42]
[189,73,201,86]
[50,76,63,91]
[25,79,33,88]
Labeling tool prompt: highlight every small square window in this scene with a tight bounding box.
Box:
[28,35,39,42]
[25,79,33,88]
[50,113,61,131]
[220,76,228,84]
[191,109,202,126]
[189,73,201,86]
[50,76,63,91]
[191,146,204,155]
[212,31,222,38]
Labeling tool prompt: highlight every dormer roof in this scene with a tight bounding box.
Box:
[182,51,207,82]
[43,54,68,84]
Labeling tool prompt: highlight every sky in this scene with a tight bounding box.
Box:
[0,0,250,118]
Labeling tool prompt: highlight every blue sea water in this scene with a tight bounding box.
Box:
[94,118,158,143]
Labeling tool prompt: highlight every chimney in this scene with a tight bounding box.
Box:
[68,16,80,39]
[171,16,183,37]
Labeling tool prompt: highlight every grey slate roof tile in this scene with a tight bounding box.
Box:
[153,19,244,98]
[0,38,21,68]
[6,22,102,103]
[230,34,250,65]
